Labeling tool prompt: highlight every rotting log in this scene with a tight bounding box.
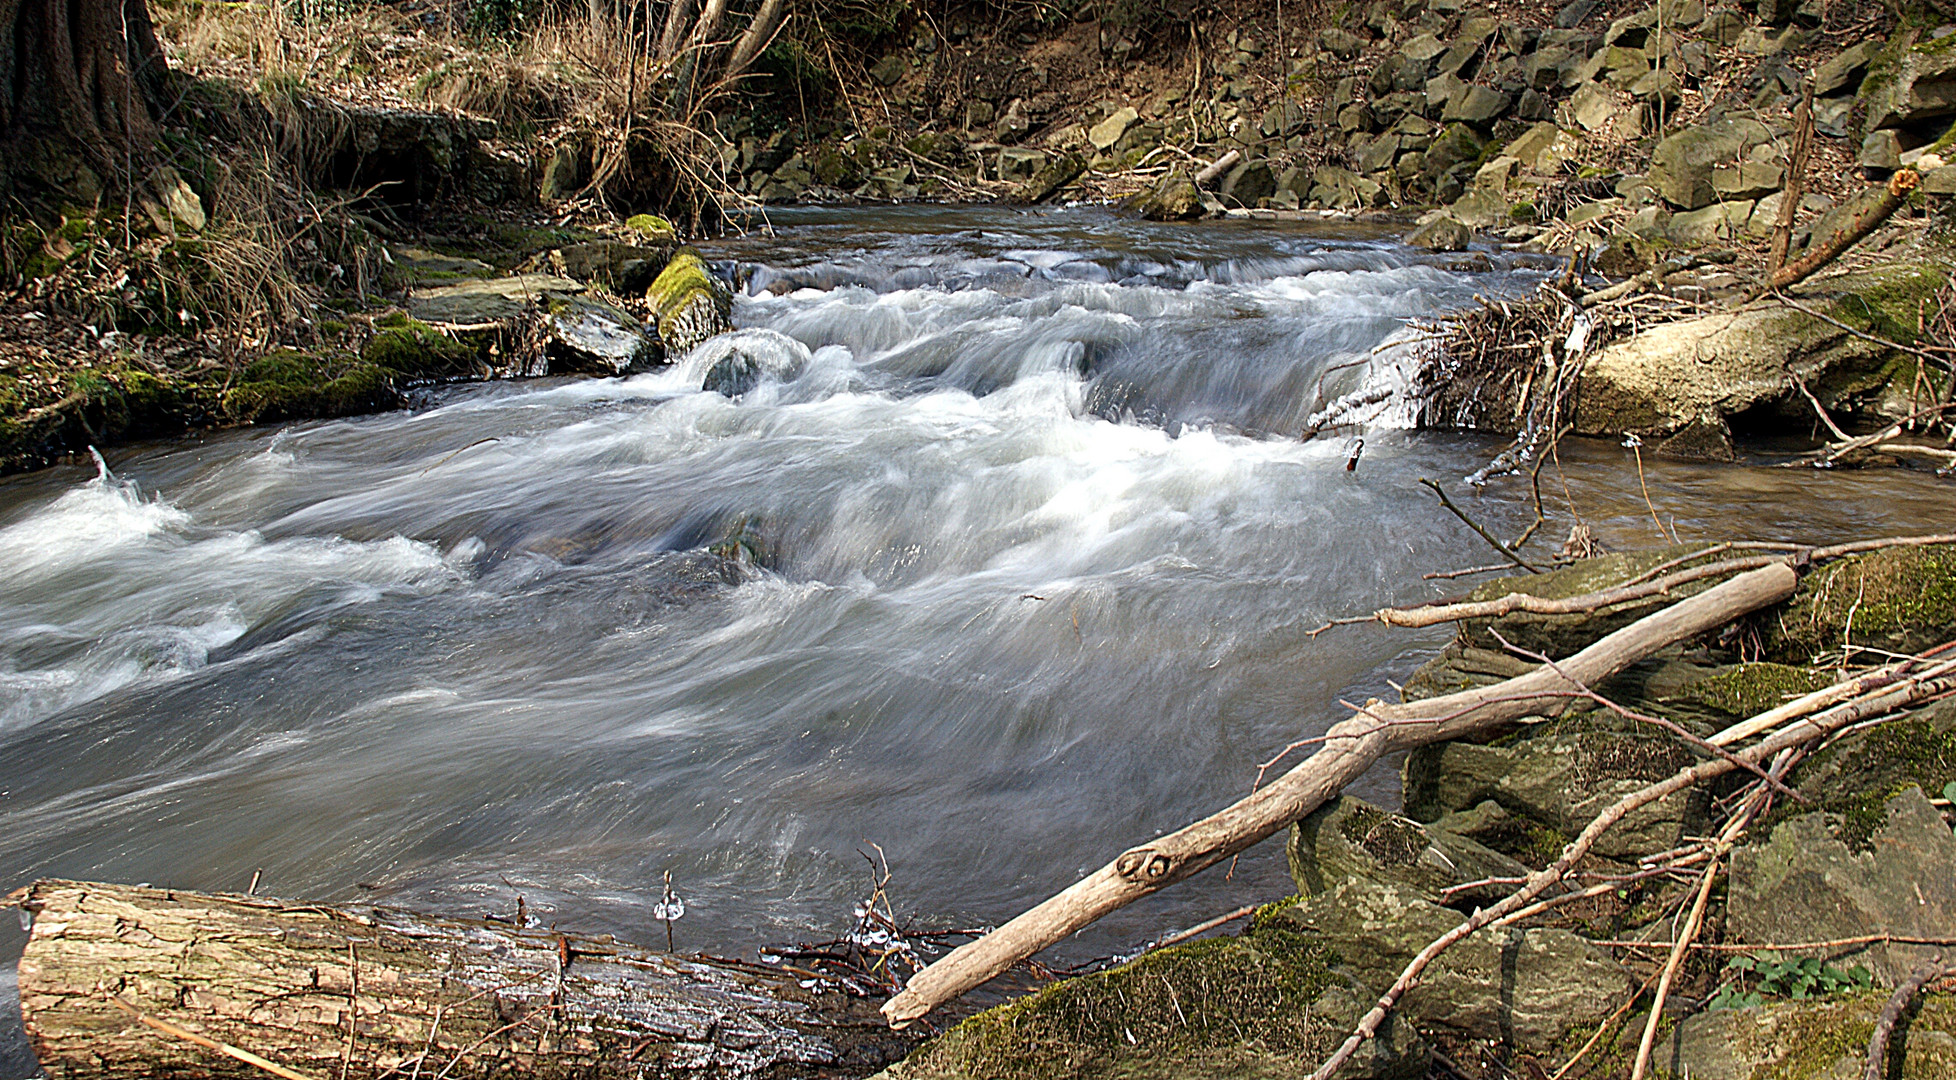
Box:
[12,879,915,1080]
[880,563,1798,1027]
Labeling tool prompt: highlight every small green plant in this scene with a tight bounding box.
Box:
[1710,955,1874,1010]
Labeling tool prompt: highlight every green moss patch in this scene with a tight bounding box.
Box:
[897,921,1344,1080]
[1339,803,1429,867]
[1768,543,1956,662]
[1675,663,1835,718]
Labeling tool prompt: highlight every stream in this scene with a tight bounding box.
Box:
[1,207,1952,1058]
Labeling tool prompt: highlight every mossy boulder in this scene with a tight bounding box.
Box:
[1287,795,1529,908]
[1280,876,1635,1050]
[361,315,478,377]
[406,273,586,323]
[624,213,677,241]
[1731,785,1956,986]
[1673,662,1836,719]
[222,351,401,423]
[647,249,733,356]
[1765,696,1956,855]
[1125,169,1206,220]
[1403,722,1707,860]
[878,914,1427,1080]
[1765,542,1956,663]
[1664,989,1956,1080]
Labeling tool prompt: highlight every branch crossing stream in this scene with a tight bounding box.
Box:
[0,208,1950,1021]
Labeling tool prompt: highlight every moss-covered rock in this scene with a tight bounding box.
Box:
[1281,876,1635,1050]
[1673,662,1836,718]
[1731,785,1956,986]
[624,213,678,241]
[361,314,479,376]
[221,351,399,422]
[1768,697,1956,853]
[1762,542,1956,663]
[1287,795,1528,908]
[879,916,1427,1080]
[1664,989,1956,1080]
[647,249,733,355]
[1573,262,1952,454]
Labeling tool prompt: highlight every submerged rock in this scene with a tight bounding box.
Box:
[546,296,661,375]
[695,329,811,396]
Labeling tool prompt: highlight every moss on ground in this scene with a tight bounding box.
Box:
[894,920,1348,1080]
[1339,803,1429,867]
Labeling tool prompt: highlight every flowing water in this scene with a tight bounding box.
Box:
[1,207,1952,1025]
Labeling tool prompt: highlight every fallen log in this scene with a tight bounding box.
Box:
[12,880,914,1080]
[879,562,1798,1026]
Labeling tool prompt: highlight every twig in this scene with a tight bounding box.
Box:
[109,996,319,1080]
[1148,905,1258,953]
[1864,956,1949,1080]
[1630,802,1755,1080]
[1420,477,1543,573]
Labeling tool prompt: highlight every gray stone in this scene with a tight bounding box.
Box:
[997,147,1047,182]
[1402,728,1704,859]
[1924,163,1956,194]
[547,296,660,375]
[1860,128,1903,171]
[1308,165,1384,208]
[1664,993,1956,1080]
[1400,32,1448,64]
[1447,187,1511,228]
[1281,878,1635,1050]
[868,53,908,86]
[1647,115,1772,209]
[1319,26,1368,58]
[1426,71,1466,111]
[1811,94,1855,138]
[1355,132,1403,174]
[1087,106,1138,150]
[1731,787,1956,986]
[1405,213,1474,251]
[547,240,674,293]
[1222,159,1278,205]
[390,246,494,279]
[1443,84,1511,122]
[1668,199,1753,244]
[1555,0,1599,26]
[1338,102,1378,132]
[1814,39,1881,96]
[1011,152,1088,204]
[1711,160,1784,199]
[407,274,585,324]
[1566,80,1641,137]
[1288,795,1526,904]
[1699,7,1747,44]
[1630,68,1681,103]
[1126,170,1206,219]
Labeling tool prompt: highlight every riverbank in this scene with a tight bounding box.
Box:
[4,0,1954,475]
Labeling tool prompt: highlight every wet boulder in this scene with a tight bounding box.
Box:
[696,329,811,397]
[646,250,733,355]
[545,295,661,375]
[1405,213,1473,250]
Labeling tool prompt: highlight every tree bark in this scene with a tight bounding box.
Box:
[14,879,914,1080]
[0,0,168,196]
[880,563,1798,1027]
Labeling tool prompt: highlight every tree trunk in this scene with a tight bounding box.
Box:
[14,880,915,1080]
[0,0,167,199]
